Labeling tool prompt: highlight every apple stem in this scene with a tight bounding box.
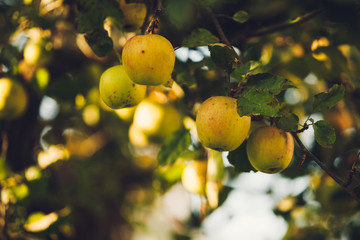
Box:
[145,17,159,35]
[145,0,162,34]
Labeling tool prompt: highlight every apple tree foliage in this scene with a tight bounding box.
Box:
[1,0,360,239]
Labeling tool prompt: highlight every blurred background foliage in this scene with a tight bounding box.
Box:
[1,0,360,239]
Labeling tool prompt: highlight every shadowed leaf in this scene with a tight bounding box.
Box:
[158,129,192,166]
[182,28,219,48]
[313,120,336,147]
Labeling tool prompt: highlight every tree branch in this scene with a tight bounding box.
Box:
[203,6,243,65]
[248,9,323,37]
[291,132,360,203]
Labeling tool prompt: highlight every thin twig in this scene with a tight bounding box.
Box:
[299,152,307,166]
[203,6,243,65]
[295,123,309,133]
[291,132,360,203]
[248,9,323,37]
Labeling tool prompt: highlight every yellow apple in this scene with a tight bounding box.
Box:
[132,99,182,141]
[0,78,28,120]
[120,2,147,30]
[99,65,147,109]
[23,40,50,66]
[195,96,251,151]
[122,34,175,86]
[181,159,207,195]
[246,126,294,174]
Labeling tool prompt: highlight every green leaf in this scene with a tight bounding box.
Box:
[103,0,124,22]
[76,0,123,33]
[157,129,192,166]
[313,84,345,112]
[84,29,113,57]
[182,28,219,48]
[227,141,257,173]
[237,88,280,117]
[175,72,196,86]
[232,10,249,23]
[313,120,336,147]
[231,60,261,80]
[275,113,299,132]
[208,43,236,73]
[235,73,294,117]
[76,7,103,33]
[247,73,295,95]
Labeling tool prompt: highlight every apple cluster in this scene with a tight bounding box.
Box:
[195,96,294,174]
[99,34,175,109]
[98,32,294,175]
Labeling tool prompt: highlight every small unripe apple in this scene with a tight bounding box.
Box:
[246,126,294,174]
[0,78,28,120]
[122,34,175,86]
[99,65,147,109]
[181,160,207,195]
[195,96,251,151]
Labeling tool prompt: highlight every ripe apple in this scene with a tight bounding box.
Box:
[99,65,147,109]
[0,78,28,120]
[246,126,294,174]
[120,2,147,30]
[122,34,175,86]
[132,99,182,142]
[195,96,251,151]
[181,159,207,195]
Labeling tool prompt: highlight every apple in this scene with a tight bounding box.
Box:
[195,96,251,151]
[99,65,147,109]
[23,40,51,66]
[0,78,28,120]
[120,2,147,30]
[122,34,175,86]
[246,126,294,174]
[181,159,207,195]
[132,99,182,142]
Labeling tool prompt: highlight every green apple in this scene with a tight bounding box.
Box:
[122,34,175,86]
[99,65,147,109]
[246,126,294,174]
[195,96,251,151]
[0,78,28,120]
